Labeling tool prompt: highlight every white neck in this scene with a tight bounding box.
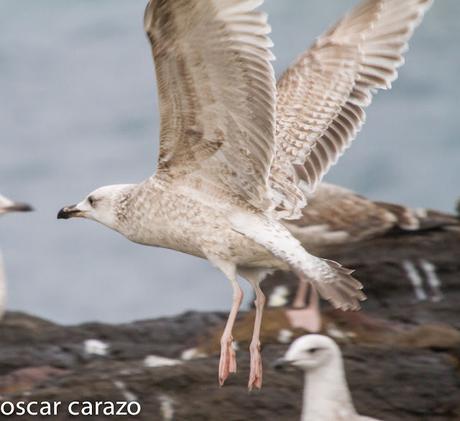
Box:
[302,358,357,421]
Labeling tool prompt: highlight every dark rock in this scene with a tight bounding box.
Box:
[0,308,458,420]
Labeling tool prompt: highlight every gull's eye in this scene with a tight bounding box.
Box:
[308,347,321,354]
[88,196,96,207]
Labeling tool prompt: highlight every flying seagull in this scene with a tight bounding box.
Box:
[0,194,33,319]
[275,335,381,421]
[57,0,432,389]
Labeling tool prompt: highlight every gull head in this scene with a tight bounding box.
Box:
[0,194,33,216]
[274,335,340,371]
[57,184,135,229]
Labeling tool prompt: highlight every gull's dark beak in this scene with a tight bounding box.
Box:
[57,205,81,220]
[272,358,289,371]
[6,202,34,213]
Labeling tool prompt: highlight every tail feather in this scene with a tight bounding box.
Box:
[230,212,366,311]
[313,259,366,311]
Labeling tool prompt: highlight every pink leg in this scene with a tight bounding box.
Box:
[248,283,265,391]
[285,277,321,332]
[219,278,243,386]
[293,278,309,309]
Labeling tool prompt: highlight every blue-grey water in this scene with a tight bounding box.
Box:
[0,1,459,324]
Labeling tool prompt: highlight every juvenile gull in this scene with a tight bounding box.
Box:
[275,335,381,421]
[57,0,431,389]
[0,194,33,319]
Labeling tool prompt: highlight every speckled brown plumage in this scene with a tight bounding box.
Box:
[284,183,421,254]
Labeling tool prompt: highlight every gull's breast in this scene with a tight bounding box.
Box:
[119,186,279,266]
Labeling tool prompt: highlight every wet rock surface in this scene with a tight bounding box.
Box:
[0,222,459,420]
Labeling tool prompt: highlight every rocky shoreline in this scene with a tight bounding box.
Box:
[0,305,459,421]
[0,214,459,420]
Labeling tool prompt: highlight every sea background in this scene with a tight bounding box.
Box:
[0,0,458,324]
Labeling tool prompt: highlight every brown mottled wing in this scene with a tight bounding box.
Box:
[271,0,432,219]
[145,0,276,210]
[284,183,404,251]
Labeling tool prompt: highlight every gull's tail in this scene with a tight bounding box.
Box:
[311,259,365,310]
[230,212,366,310]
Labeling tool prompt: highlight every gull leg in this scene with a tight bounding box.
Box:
[286,277,321,332]
[219,276,243,386]
[239,268,269,391]
[292,277,309,308]
[248,282,265,390]
[206,256,243,387]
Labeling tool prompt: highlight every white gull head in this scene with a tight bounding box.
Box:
[57,184,135,230]
[282,334,340,371]
[0,194,33,216]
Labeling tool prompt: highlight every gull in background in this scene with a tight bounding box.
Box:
[282,182,453,330]
[0,194,33,319]
[0,194,32,216]
[275,335,381,421]
[57,0,432,389]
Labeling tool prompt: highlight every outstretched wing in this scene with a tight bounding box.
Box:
[145,0,276,210]
[270,0,432,219]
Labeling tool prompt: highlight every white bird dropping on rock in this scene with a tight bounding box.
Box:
[84,339,109,356]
